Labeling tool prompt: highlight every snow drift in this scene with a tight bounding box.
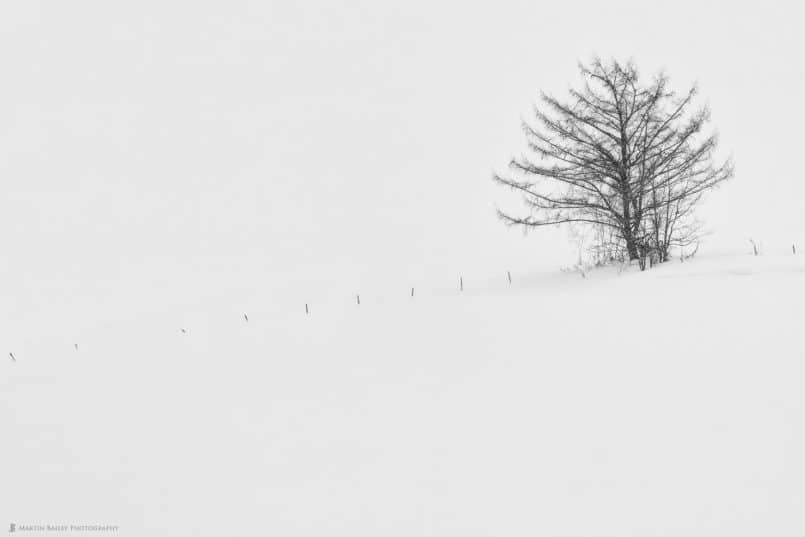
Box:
[2,253,804,536]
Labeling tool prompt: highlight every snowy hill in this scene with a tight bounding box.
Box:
[2,253,804,536]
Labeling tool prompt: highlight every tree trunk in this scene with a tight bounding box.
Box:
[621,197,640,261]
[621,224,640,260]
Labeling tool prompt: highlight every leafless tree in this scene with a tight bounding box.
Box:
[494,58,733,268]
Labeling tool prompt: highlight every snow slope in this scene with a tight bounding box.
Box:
[2,253,804,536]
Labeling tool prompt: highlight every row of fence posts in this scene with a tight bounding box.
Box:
[749,240,797,256]
[315,246,799,314]
[306,271,515,315]
[8,249,801,360]
[298,245,802,314]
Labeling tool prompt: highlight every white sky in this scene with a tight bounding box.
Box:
[1,0,803,323]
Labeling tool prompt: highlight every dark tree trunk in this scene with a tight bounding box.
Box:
[620,215,639,260]
[625,237,639,260]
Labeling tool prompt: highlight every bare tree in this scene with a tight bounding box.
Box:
[494,58,733,267]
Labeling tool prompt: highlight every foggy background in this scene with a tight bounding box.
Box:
[1,0,802,338]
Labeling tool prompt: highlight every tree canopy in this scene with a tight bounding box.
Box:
[494,58,733,266]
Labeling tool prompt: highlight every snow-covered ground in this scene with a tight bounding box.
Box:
[2,252,804,536]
